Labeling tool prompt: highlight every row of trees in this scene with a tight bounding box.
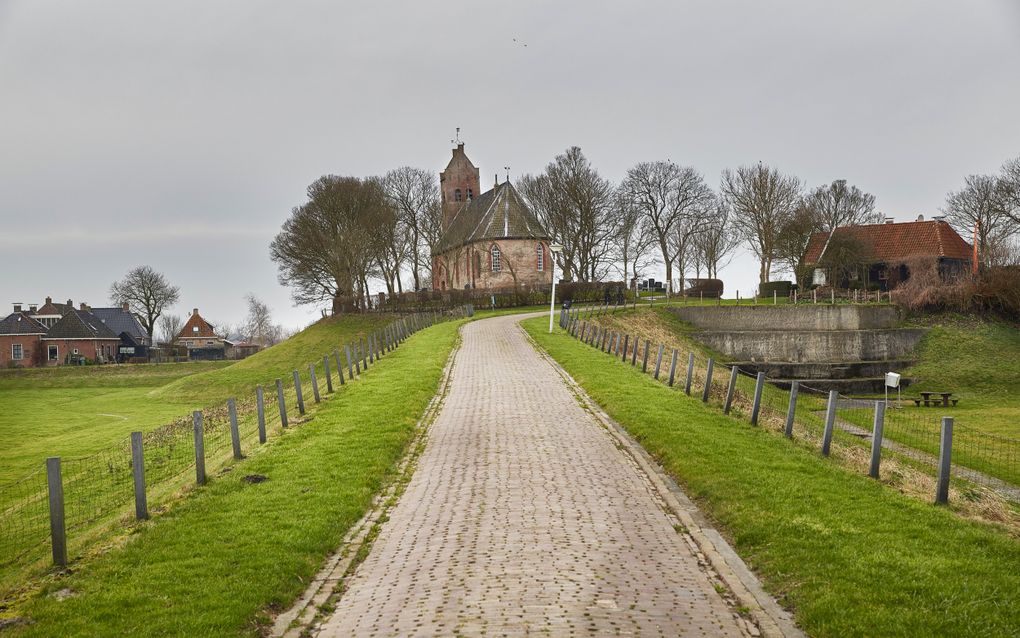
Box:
[272,151,1020,311]
[518,147,883,290]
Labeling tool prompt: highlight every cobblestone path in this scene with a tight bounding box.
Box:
[316,315,749,636]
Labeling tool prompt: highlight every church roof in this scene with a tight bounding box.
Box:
[433,182,549,254]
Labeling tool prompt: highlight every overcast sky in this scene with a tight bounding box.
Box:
[2,0,1019,330]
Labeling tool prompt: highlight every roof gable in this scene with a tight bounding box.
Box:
[433,182,549,254]
[0,312,48,336]
[807,220,973,265]
[177,311,218,340]
[45,310,121,340]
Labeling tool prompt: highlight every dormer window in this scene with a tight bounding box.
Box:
[454,189,462,202]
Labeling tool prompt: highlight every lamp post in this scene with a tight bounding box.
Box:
[548,243,564,332]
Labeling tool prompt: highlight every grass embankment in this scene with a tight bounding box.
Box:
[0,315,388,486]
[7,319,461,637]
[524,316,1020,638]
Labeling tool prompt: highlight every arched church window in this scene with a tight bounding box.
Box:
[491,245,501,272]
[454,189,462,202]
[467,188,473,200]
[536,244,544,271]
[474,252,482,275]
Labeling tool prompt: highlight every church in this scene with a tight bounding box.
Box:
[431,143,553,291]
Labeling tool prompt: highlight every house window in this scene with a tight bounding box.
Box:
[454,188,462,202]
[491,245,501,272]
[73,348,79,355]
[192,326,199,333]
[11,344,23,360]
[536,244,544,271]
[48,345,58,361]
[467,188,473,200]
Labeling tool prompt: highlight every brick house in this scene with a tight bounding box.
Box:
[174,308,227,359]
[804,218,974,291]
[0,312,47,367]
[30,297,73,329]
[40,305,122,365]
[92,303,151,361]
[431,143,552,291]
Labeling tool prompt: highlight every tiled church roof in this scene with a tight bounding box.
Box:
[433,182,549,254]
[805,220,973,265]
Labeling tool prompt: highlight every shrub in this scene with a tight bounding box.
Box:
[891,257,1020,318]
[684,278,724,299]
[759,281,793,298]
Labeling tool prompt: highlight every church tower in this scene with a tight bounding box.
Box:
[439,143,480,231]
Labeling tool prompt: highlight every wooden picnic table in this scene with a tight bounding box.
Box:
[919,391,953,407]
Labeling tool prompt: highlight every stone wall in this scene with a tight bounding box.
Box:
[696,328,927,363]
[668,305,901,331]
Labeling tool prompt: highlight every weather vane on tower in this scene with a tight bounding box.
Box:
[451,127,461,146]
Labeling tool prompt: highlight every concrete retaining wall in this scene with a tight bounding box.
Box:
[697,328,927,363]
[669,305,901,331]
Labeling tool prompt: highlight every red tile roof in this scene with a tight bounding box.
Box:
[804,220,972,265]
[176,310,218,340]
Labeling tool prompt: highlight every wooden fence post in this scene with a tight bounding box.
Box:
[293,370,305,415]
[256,385,267,443]
[276,379,288,428]
[702,358,714,402]
[724,366,739,414]
[323,355,333,393]
[653,344,664,379]
[193,411,206,485]
[131,432,148,520]
[631,337,639,366]
[621,334,629,362]
[369,335,375,364]
[228,398,242,460]
[869,401,885,479]
[334,349,345,385]
[46,457,67,567]
[309,364,321,403]
[684,353,695,395]
[641,340,650,373]
[935,416,954,504]
[345,344,355,379]
[750,372,766,425]
[668,349,678,387]
[821,390,838,456]
[784,381,798,438]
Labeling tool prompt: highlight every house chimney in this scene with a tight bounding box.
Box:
[13,303,22,313]
[494,173,499,186]
[80,302,88,311]
[884,217,895,224]
[67,299,73,308]
[29,304,37,312]
[193,308,199,316]
[122,302,130,312]
[916,214,925,222]
[46,296,52,304]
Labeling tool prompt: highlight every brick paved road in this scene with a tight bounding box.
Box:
[316,315,749,636]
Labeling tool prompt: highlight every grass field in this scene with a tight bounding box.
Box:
[4,319,461,637]
[523,316,1020,637]
[0,315,389,486]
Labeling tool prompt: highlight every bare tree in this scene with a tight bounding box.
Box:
[613,188,659,289]
[693,200,741,279]
[384,167,441,291]
[942,173,1018,269]
[109,265,181,338]
[804,179,878,231]
[517,147,618,281]
[622,161,714,291]
[157,313,182,346]
[241,294,283,346]
[774,201,822,286]
[270,175,389,313]
[720,163,802,283]
[1000,156,1020,225]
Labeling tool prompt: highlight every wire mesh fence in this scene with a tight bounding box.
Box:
[566,314,1020,505]
[0,307,465,591]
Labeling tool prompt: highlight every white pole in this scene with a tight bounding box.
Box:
[548,255,558,333]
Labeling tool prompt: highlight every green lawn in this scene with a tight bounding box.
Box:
[5,319,461,637]
[523,316,1020,638]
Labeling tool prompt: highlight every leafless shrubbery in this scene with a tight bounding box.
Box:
[891,256,1020,318]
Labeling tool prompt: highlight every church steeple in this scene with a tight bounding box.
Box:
[439,142,480,231]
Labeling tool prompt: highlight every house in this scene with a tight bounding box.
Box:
[0,312,47,367]
[224,340,261,360]
[174,308,227,360]
[30,297,74,329]
[804,217,973,291]
[40,305,122,365]
[431,143,552,291]
[91,303,151,361]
